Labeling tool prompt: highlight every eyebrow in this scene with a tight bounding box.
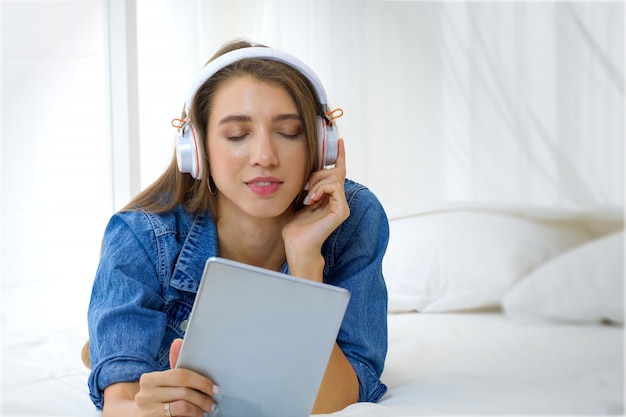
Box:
[217,113,301,126]
[218,115,252,125]
[273,113,301,122]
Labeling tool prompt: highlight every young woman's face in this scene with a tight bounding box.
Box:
[207,75,308,220]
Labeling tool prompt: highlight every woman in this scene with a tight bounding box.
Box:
[87,39,388,416]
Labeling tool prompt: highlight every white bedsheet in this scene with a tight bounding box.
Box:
[326,312,624,416]
[2,311,622,416]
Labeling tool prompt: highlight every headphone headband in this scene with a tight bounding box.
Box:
[185,47,328,114]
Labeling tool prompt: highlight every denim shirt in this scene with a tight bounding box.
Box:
[87,179,389,410]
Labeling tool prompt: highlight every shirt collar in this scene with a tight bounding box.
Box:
[170,212,218,293]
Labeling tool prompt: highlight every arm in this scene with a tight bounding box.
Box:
[283,139,360,412]
[312,343,359,414]
[88,214,218,415]
[283,140,359,414]
[287,255,360,413]
[326,186,389,404]
[102,340,218,417]
[102,383,141,417]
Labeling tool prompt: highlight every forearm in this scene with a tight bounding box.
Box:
[286,250,325,283]
[103,401,141,417]
[312,343,359,414]
[102,382,141,417]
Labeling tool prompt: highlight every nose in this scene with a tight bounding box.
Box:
[249,130,278,167]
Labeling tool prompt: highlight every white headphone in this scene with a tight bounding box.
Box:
[175,47,339,179]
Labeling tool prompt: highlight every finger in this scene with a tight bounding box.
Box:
[170,338,183,369]
[166,368,220,397]
[168,397,219,416]
[303,176,348,210]
[136,369,220,416]
[306,138,347,189]
[333,138,347,175]
[140,368,219,399]
[137,382,219,416]
[168,340,220,398]
[166,387,219,416]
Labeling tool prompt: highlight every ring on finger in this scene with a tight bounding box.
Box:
[165,402,172,417]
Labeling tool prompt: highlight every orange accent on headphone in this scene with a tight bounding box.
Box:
[326,108,344,124]
[171,118,187,129]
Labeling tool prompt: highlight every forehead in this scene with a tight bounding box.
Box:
[210,75,299,118]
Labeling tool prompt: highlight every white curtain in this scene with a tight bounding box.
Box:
[2,0,109,339]
[437,2,624,211]
[146,0,623,216]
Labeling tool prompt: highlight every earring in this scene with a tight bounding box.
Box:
[208,177,217,195]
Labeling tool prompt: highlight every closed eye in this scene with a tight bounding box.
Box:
[227,134,248,141]
[279,132,303,140]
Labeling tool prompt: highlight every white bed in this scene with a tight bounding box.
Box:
[329,312,623,416]
[2,208,623,416]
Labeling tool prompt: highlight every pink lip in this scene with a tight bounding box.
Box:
[245,176,283,196]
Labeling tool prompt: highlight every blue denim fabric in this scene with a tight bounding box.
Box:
[87,179,389,410]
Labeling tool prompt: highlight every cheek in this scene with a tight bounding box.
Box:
[296,144,309,170]
[292,148,310,184]
[232,146,247,160]
[207,140,246,171]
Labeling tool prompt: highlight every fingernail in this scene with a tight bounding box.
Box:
[303,195,310,205]
[304,181,310,191]
[211,403,219,414]
[213,384,220,395]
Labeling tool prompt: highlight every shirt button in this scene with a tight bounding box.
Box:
[180,319,189,332]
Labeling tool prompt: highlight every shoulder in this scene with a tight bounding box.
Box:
[106,205,202,238]
[101,205,214,262]
[342,178,389,231]
[323,179,389,260]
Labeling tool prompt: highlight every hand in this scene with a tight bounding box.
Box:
[282,139,350,280]
[133,339,219,417]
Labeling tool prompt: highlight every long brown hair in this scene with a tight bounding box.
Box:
[121,39,326,216]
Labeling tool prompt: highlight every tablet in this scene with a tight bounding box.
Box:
[176,257,351,417]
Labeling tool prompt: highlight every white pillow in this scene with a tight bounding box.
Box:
[383,211,592,313]
[502,230,624,325]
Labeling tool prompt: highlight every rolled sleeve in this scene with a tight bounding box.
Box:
[352,360,388,403]
[87,212,167,409]
[339,251,389,402]
[88,356,158,409]
[325,181,389,402]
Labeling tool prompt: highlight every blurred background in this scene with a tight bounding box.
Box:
[1,0,623,400]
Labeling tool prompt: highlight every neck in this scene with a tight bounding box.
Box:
[216,215,288,272]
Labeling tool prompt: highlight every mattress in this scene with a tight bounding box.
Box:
[327,312,624,416]
[2,311,622,416]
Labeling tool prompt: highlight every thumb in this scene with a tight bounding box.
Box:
[169,338,184,369]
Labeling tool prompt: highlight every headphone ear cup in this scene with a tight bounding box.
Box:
[175,124,203,179]
[317,116,338,170]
